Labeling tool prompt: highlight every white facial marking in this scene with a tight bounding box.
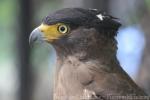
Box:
[97,14,104,21]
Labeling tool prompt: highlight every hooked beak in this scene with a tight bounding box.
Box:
[29,27,44,46]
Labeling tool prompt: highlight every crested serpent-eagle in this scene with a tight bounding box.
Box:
[29,8,147,100]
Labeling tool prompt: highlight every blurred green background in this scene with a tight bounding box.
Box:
[0,0,150,100]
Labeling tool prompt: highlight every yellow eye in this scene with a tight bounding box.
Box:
[58,24,69,34]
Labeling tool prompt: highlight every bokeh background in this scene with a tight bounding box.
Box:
[0,0,150,100]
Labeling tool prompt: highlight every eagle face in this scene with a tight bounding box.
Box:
[29,8,121,55]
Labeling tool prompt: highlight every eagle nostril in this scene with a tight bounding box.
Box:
[41,30,44,32]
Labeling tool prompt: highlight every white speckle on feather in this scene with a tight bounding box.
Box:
[82,89,97,99]
[97,14,104,21]
[92,9,98,11]
[84,89,90,98]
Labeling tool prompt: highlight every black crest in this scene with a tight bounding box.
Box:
[43,8,121,36]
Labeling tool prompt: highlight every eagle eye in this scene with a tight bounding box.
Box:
[58,24,69,34]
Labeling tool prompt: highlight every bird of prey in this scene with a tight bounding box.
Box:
[29,8,147,100]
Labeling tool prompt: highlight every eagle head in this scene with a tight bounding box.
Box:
[29,8,121,57]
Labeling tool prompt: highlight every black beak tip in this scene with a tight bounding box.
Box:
[29,33,37,46]
[29,27,44,47]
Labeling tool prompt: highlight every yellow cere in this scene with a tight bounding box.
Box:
[38,23,69,42]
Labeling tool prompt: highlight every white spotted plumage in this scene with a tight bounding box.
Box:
[97,14,104,21]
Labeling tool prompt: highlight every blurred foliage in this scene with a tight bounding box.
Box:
[31,43,53,71]
[0,0,18,100]
[145,0,150,11]
[0,0,17,62]
[33,0,62,25]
